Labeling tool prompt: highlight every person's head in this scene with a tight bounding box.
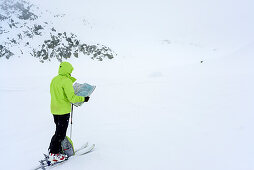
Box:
[58,62,74,76]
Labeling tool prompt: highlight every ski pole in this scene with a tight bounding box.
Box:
[70,104,74,140]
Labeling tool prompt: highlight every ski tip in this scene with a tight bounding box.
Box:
[89,144,96,152]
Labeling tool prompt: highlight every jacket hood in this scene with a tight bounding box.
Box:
[58,62,76,83]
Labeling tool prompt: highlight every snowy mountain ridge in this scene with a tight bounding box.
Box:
[0,0,116,62]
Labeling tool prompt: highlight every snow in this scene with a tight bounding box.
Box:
[1,0,254,170]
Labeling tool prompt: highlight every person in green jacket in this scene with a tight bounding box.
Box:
[48,62,90,163]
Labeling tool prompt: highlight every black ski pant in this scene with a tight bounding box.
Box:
[49,113,70,154]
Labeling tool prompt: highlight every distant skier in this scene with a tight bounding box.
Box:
[48,62,90,163]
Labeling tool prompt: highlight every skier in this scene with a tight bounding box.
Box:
[48,62,90,163]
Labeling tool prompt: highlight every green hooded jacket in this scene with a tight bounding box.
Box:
[50,62,84,115]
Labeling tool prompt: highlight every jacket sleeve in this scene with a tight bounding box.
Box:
[62,79,85,103]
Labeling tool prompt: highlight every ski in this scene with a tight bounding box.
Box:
[75,142,88,154]
[33,143,95,170]
[79,144,95,155]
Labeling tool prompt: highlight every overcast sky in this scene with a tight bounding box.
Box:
[28,0,254,47]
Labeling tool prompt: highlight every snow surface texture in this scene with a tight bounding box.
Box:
[0,0,254,170]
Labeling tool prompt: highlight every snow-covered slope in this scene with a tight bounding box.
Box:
[0,0,254,170]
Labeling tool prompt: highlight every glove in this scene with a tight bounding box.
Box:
[84,96,90,102]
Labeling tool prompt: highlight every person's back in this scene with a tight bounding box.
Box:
[50,62,84,115]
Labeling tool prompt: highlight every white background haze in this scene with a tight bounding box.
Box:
[0,0,254,170]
